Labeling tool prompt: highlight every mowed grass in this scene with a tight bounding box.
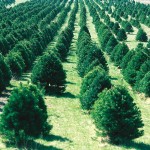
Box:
[0,2,150,150]
[86,3,150,149]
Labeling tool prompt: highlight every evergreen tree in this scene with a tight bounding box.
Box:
[120,50,135,70]
[136,28,148,42]
[5,51,25,77]
[105,35,118,54]
[80,67,111,110]
[92,86,144,144]
[112,22,120,35]
[135,60,150,90]
[124,22,133,33]
[0,53,11,92]
[78,44,108,77]
[123,48,149,85]
[0,84,51,146]
[111,43,129,66]
[31,51,66,94]
[117,28,127,41]
[139,72,150,97]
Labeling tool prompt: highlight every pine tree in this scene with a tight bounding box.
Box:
[0,53,12,92]
[80,67,111,110]
[123,48,149,85]
[112,22,120,35]
[5,51,25,77]
[117,28,127,41]
[111,43,129,66]
[0,84,51,146]
[31,51,66,94]
[139,72,150,97]
[105,35,118,54]
[124,22,133,33]
[135,60,150,90]
[92,86,144,144]
[136,28,148,42]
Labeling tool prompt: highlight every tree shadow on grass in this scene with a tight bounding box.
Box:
[28,141,62,150]
[47,91,76,99]
[0,101,5,106]
[6,140,62,150]
[44,134,72,143]
[56,92,76,99]
[121,141,150,150]
[66,81,76,85]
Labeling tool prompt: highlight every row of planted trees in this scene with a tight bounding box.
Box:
[0,0,67,94]
[0,0,78,148]
[31,0,78,94]
[86,0,150,97]
[76,0,144,144]
[94,0,149,43]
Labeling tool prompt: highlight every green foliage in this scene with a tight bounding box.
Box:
[5,51,25,78]
[100,29,112,50]
[78,43,108,77]
[120,50,135,70]
[139,72,150,97]
[0,53,11,92]
[111,43,129,66]
[105,35,118,54]
[92,86,144,144]
[124,22,133,33]
[12,41,34,70]
[80,67,111,110]
[123,47,149,85]
[117,28,127,41]
[31,51,66,94]
[0,84,51,146]
[136,28,148,42]
[112,22,120,35]
[135,60,150,91]
[147,40,150,48]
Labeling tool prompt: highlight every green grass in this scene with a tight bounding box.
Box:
[0,1,150,150]
[86,2,150,149]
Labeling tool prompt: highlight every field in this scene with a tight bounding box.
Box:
[135,0,150,4]
[0,0,150,149]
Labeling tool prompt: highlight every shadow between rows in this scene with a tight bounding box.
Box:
[46,91,76,99]
[121,141,150,150]
[6,134,72,150]
[56,92,76,99]
[44,134,72,143]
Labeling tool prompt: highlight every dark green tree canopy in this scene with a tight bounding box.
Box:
[0,53,11,92]
[31,51,66,94]
[92,86,144,144]
[117,28,127,41]
[80,66,111,110]
[111,43,129,66]
[139,71,150,97]
[136,28,148,42]
[0,84,51,145]
[123,47,149,85]
[105,35,118,54]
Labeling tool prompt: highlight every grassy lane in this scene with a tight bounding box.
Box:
[35,5,101,150]
[85,2,150,149]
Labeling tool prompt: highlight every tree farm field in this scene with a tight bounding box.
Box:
[135,0,150,4]
[0,0,150,150]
